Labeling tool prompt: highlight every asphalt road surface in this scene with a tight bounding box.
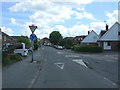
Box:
[2,46,118,88]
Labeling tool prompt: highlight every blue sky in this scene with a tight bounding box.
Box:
[1,0,119,39]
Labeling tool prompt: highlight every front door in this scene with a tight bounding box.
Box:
[103,41,111,50]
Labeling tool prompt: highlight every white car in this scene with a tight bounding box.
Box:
[56,46,64,50]
[14,43,28,56]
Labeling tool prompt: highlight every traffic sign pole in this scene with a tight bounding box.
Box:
[31,40,34,62]
[29,24,37,63]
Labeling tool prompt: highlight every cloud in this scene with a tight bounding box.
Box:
[11,18,20,26]
[1,26,13,36]
[7,1,118,39]
[90,22,105,33]
[74,11,96,20]
[105,10,118,26]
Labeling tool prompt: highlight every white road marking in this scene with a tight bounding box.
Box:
[73,59,88,68]
[104,77,117,86]
[65,55,79,58]
[54,63,64,69]
[57,52,62,54]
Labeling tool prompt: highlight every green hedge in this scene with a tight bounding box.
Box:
[2,52,22,66]
[73,45,103,52]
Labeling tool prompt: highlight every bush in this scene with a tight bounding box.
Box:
[73,45,103,52]
[2,51,22,66]
[34,43,39,50]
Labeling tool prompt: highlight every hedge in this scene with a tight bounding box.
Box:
[73,45,103,52]
[2,51,22,66]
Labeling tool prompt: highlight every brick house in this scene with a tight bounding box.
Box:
[1,32,21,52]
[81,30,99,46]
[98,22,120,51]
[73,35,87,45]
[41,37,50,45]
[11,36,29,41]
[0,29,2,50]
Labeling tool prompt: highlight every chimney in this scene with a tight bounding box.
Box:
[88,31,90,34]
[106,24,109,30]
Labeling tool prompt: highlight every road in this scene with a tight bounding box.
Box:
[3,46,118,88]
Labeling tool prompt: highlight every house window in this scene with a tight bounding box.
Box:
[4,35,6,41]
[118,32,120,35]
[107,41,111,46]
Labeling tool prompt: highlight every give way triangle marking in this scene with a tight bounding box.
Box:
[54,63,64,69]
[73,59,88,68]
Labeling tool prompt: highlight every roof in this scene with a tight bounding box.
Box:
[98,22,120,41]
[81,30,99,43]
[64,37,74,39]
[75,35,87,38]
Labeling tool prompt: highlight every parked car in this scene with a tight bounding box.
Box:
[56,46,64,50]
[26,47,32,52]
[14,43,28,56]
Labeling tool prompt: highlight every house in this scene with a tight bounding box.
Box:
[0,28,2,50]
[41,37,50,45]
[73,35,87,45]
[98,22,120,51]
[1,32,21,52]
[81,30,99,46]
[11,36,29,41]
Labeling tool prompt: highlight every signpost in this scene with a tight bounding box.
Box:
[29,24,37,63]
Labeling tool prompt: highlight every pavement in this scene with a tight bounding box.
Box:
[2,46,119,88]
[2,47,44,88]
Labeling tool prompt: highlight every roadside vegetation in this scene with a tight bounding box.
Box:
[72,45,103,52]
[3,36,40,66]
[2,51,22,66]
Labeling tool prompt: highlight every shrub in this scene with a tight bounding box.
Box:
[73,45,103,52]
[34,43,39,50]
[2,51,22,66]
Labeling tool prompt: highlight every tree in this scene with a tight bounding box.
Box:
[64,39,73,49]
[17,36,31,47]
[58,39,65,46]
[49,31,63,45]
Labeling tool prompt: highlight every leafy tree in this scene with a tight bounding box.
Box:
[58,39,65,46]
[17,36,31,47]
[64,39,73,49]
[49,31,63,45]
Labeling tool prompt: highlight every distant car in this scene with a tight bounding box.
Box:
[14,43,28,56]
[56,46,64,50]
[53,45,58,49]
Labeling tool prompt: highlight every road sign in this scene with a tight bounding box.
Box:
[30,34,37,41]
[29,25,37,34]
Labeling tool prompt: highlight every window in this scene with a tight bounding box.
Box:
[118,32,120,35]
[4,35,6,41]
[107,41,111,46]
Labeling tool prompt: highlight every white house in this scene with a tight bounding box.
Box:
[98,22,120,51]
[81,30,99,46]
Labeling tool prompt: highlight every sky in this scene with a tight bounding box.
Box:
[0,0,119,39]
